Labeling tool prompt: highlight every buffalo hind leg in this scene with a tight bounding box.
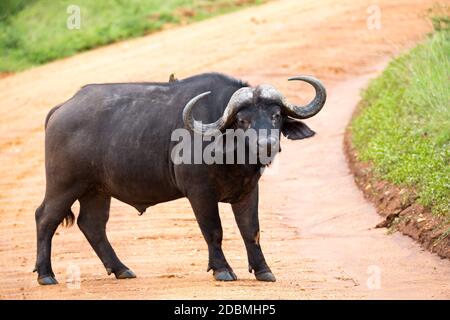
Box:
[188,192,237,281]
[231,186,275,282]
[35,189,79,285]
[77,191,136,280]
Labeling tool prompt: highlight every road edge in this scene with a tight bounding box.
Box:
[343,103,450,260]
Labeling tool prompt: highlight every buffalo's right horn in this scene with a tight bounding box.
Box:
[182,87,254,135]
[281,76,327,119]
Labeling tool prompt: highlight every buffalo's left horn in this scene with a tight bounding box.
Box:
[183,87,254,135]
[281,75,327,119]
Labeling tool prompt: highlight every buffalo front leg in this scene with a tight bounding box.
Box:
[231,186,275,282]
[187,192,237,281]
[77,191,136,280]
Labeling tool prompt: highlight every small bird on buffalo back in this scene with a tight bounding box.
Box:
[169,73,178,83]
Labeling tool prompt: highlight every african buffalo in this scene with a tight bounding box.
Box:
[34,73,326,285]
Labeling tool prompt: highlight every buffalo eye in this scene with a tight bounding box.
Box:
[272,112,281,121]
[237,119,249,127]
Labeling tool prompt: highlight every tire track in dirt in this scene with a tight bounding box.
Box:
[0,0,448,299]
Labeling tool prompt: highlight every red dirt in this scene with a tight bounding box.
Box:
[0,0,449,299]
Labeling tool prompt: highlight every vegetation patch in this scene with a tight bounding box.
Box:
[345,12,449,258]
[0,0,266,72]
[350,19,449,218]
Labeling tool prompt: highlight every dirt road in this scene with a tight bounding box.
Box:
[0,0,449,299]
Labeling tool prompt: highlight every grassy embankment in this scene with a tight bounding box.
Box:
[0,0,266,72]
[350,15,449,219]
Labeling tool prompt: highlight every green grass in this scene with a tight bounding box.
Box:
[0,0,266,72]
[350,27,450,217]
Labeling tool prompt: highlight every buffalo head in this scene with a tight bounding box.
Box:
[182,76,326,164]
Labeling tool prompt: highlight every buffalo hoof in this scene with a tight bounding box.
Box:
[116,269,136,279]
[255,271,276,282]
[214,270,238,281]
[38,275,58,285]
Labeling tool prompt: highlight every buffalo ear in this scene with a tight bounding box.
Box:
[281,118,316,140]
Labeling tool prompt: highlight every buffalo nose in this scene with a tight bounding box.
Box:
[257,136,278,150]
